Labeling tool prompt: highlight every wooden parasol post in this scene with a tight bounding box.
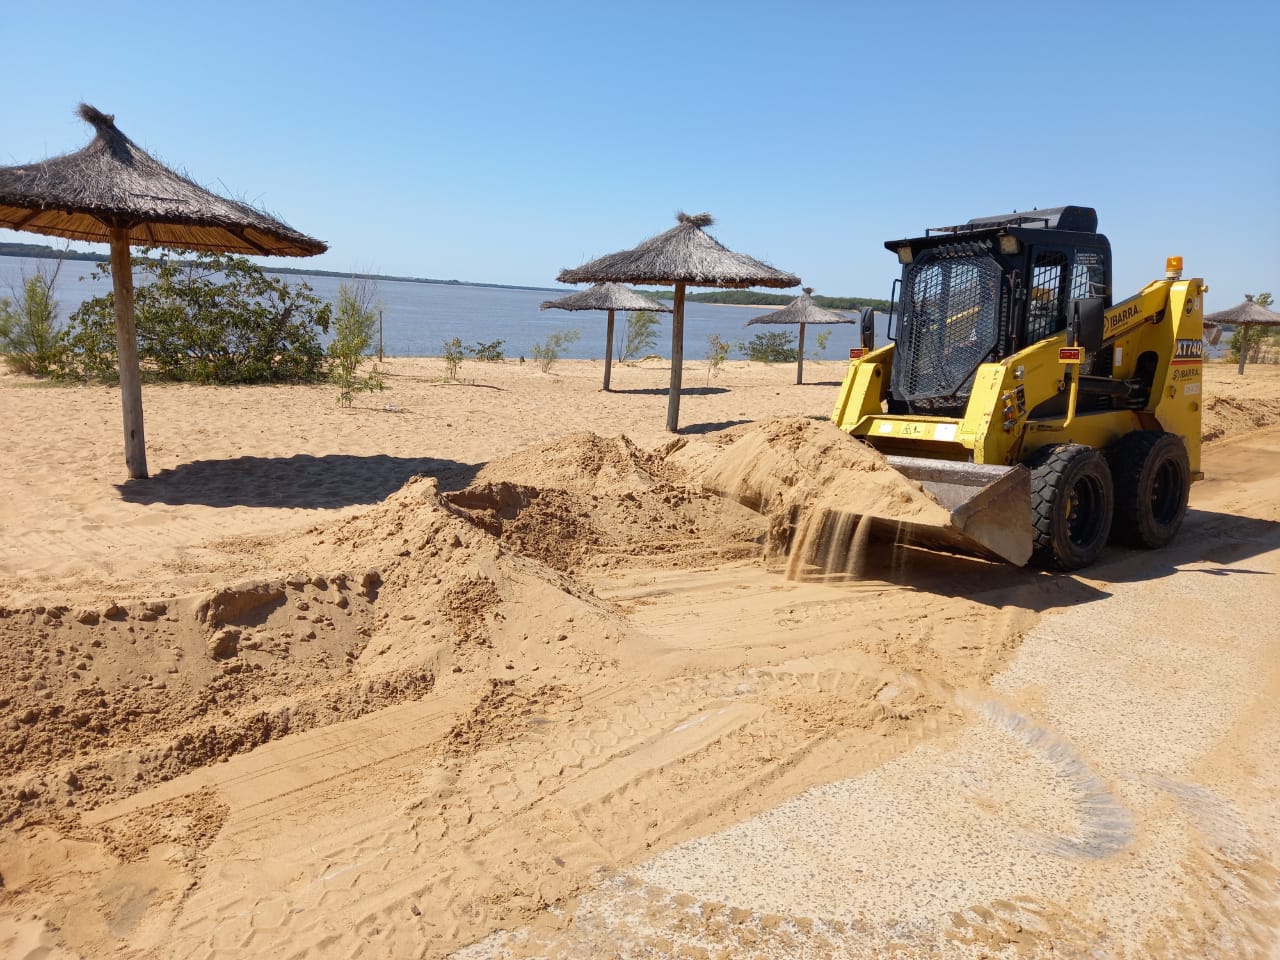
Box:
[604,308,615,391]
[109,227,147,479]
[1237,322,1251,375]
[666,283,686,432]
[796,321,806,385]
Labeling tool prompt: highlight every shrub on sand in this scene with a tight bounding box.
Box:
[532,329,580,373]
[442,337,466,379]
[706,334,729,383]
[329,279,385,407]
[0,266,64,377]
[617,311,659,363]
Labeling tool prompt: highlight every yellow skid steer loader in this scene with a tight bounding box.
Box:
[830,206,1205,570]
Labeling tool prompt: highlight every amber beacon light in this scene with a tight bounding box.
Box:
[1166,255,1184,279]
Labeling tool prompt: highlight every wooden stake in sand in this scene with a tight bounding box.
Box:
[0,104,326,479]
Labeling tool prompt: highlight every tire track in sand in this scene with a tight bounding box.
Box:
[153,664,945,960]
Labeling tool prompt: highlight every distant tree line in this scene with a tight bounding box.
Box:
[3,244,889,308]
[636,287,891,312]
[0,242,108,263]
[0,242,558,293]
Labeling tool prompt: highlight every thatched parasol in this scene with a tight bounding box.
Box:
[0,104,326,478]
[540,282,671,390]
[1205,295,1280,375]
[558,212,799,431]
[746,287,858,384]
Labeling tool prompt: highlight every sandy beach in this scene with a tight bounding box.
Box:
[1,356,1278,959]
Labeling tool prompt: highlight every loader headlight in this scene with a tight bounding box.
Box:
[998,234,1021,255]
[897,245,914,265]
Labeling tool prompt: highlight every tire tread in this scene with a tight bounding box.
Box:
[1107,431,1189,549]
[1029,443,1113,571]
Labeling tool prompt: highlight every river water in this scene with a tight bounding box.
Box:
[0,256,884,362]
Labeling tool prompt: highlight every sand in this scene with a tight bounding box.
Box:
[0,357,1277,959]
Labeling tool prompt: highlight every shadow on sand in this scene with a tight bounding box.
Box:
[791,540,1112,611]
[678,419,753,436]
[1099,508,1280,585]
[787,506,1278,611]
[609,386,730,397]
[117,454,482,509]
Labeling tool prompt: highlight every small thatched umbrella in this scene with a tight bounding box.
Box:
[540,282,672,390]
[558,212,799,431]
[1206,294,1280,375]
[0,104,326,478]
[746,287,859,385]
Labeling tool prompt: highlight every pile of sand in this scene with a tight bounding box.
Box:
[0,428,775,831]
[694,417,950,577]
[0,417,945,838]
[443,432,765,572]
[1202,391,1280,442]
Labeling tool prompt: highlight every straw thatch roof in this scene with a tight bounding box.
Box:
[1206,295,1280,328]
[0,104,325,257]
[746,287,854,326]
[557,212,799,289]
[541,282,672,313]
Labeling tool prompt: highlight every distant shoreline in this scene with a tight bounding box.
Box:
[0,248,788,308]
[0,245,563,295]
[0,245,859,308]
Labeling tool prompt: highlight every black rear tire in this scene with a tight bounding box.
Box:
[1106,431,1190,548]
[1029,444,1114,571]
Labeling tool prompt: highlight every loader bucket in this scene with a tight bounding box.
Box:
[696,419,1034,574]
[878,457,1033,566]
[771,458,1033,575]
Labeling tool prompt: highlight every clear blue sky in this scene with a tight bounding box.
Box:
[3,0,1276,307]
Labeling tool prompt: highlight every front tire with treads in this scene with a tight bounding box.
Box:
[1029,444,1114,571]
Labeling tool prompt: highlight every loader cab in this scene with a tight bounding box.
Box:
[885,205,1113,416]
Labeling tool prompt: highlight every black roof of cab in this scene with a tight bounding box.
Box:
[885,205,1100,252]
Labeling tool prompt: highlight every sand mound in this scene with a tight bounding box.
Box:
[445,433,764,572]
[1202,392,1280,443]
[701,417,947,520]
[696,417,950,577]
[0,580,435,827]
[0,427,817,831]
[0,473,634,831]
[471,432,683,496]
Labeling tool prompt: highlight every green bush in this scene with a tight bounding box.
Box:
[742,330,799,363]
[329,279,384,406]
[617,310,659,363]
[532,329,580,373]
[62,251,331,384]
[470,339,505,362]
[0,267,64,376]
[812,329,832,359]
[706,334,729,383]
[442,337,466,379]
